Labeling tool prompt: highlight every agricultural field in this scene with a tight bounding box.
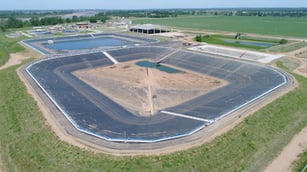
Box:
[133,15,307,38]
[0,32,306,171]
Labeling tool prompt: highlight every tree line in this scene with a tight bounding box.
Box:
[104,10,181,18]
[102,8,307,18]
[2,8,307,32]
[0,13,109,32]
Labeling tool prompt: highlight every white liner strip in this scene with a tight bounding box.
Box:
[102,51,119,64]
[161,110,214,123]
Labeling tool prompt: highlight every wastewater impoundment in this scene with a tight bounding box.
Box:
[45,36,137,50]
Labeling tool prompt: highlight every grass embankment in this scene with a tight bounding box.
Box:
[133,15,307,38]
[268,41,307,53]
[292,151,307,172]
[0,58,306,171]
[0,34,25,66]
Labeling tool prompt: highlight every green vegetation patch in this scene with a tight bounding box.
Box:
[133,15,307,37]
[292,151,307,172]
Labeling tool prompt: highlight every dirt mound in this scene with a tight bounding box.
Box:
[74,60,227,116]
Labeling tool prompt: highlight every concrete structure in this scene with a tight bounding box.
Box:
[49,25,64,33]
[130,24,171,34]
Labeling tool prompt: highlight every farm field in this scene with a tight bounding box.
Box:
[133,15,307,38]
[0,33,306,171]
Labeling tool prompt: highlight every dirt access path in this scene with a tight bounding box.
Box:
[0,48,42,71]
[146,68,155,115]
[0,53,30,70]
[264,128,307,172]
[286,45,307,78]
[264,46,307,172]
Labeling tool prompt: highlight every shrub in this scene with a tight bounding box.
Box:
[195,35,202,42]
[280,39,288,44]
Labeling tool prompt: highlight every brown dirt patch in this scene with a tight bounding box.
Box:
[264,127,307,172]
[0,53,29,70]
[0,48,42,71]
[74,60,227,116]
[285,45,307,78]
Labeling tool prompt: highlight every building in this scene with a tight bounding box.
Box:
[76,22,89,29]
[129,24,171,34]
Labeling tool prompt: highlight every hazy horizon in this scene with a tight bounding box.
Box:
[1,0,307,10]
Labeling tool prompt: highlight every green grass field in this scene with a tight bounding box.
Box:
[0,33,307,171]
[133,15,307,38]
[292,151,307,171]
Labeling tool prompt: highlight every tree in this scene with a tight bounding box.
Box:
[89,17,97,23]
[280,39,288,44]
[7,17,23,28]
[0,19,7,32]
[235,33,242,40]
[72,16,79,22]
[30,17,41,26]
[65,18,72,23]
[196,35,202,42]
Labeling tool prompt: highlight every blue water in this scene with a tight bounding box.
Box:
[45,37,136,50]
[136,61,183,73]
[225,40,276,47]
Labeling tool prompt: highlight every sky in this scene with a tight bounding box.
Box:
[1,0,307,10]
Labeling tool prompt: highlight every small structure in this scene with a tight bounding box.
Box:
[109,17,132,29]
[47,40,54,44]
[129,24,171,34]
[76,22,89,29]
[49,25,64,33]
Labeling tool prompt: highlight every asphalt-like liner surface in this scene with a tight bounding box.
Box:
[26,46,288,142]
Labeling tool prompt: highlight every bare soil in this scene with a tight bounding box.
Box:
[286,46,307,78]
[0,48,43,70]
[0,53,29,70]
[74,60,227,116]
[264,127,307,172]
